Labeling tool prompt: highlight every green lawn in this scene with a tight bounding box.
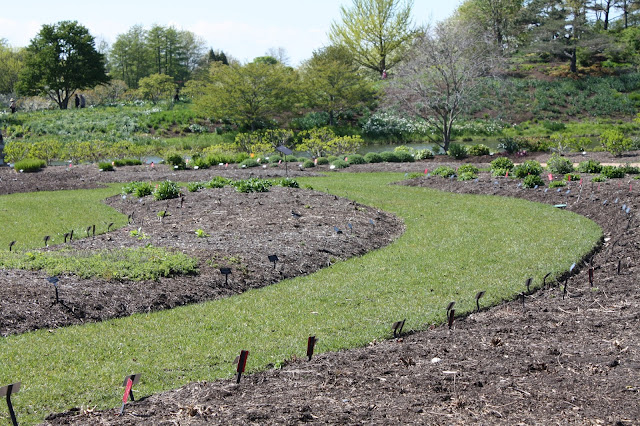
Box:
[0,173,602,425]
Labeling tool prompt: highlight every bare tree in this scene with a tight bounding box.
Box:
[385,21,497,152]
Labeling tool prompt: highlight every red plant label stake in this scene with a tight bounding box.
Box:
[236,350,249,383]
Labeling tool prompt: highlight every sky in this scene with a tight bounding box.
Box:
[0,0,461,66]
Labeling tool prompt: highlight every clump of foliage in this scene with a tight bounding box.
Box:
[122,181,153,197]
[457,172,477,181]
[346,154,366,165]
[232,178,272,193]
[490,157,514,172]
[395,150,415,162]
[187,182,205,192]
[447,143,468,159]
[154,180,180,200]
[316,157,330,165]
[432,166,456,178]
[600,165,626,179]
[522,174,545,188]
[577,160,602,174]
[379,151,401,162]
[0,246,198,281]
[491,167,510,177]
[413,149,434,160]
[165,153,187,170]
[497,137,519,154]
[14,158,46,173]
[600,128,632,156]
[549,180,566,188]
[592,175,607,182]
[98,162,114,171]
[195,229,209,238]
[457,164,479,175]
[467,144,490,156]
[618,164,640,174]
[331,159,350,169]
[546,153,574,175]
[364,152,383,163]
[302,159,315,168]
[564,172,581,182]
[278,178,299,188]
[113,158,142,167]
[205,176,233,188]
[513,160,543,178]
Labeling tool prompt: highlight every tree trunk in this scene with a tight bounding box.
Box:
[570,47,577,73]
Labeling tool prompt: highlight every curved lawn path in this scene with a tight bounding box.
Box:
[0,173,601,425]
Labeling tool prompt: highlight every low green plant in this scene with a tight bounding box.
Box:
[205,176,232,189]
[316,157,330,165]
[129,229,148,239]
[546,153,574,175]
[490,157,514,171]
[549,180,566,188]
[513,160,543,178]
[563,172,581,182]
[491,167,510,177]
[458,164,479,175]
[195,229,209,238]
[239,158,260,168]
[379,151,401,162]
[413,149,434,160]
[364,152,383,163]
[331,159,350,169]
[432,166,456,178]
[618,163,640,174]
[600,165,626,179]
[497,137,520,154]
[154,180,180,200]
[165,153,187,170]
[346,154,366,165]
[113,158,142,167]
[523,174,545,188]
[394,151,415,162]
[592,175,607,182]
[457,171,477,181]
[467,144,491,156]
[98,162,114,171]
[600,128,632,156]
[278,178,300,188]
[232,178,272,193]
[302,159,315,168]
[447,143,468,159]
[187,182,205,192]
[577,160,602,174]
[14,158,46,173]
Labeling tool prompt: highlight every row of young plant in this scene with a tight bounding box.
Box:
[430,155,640,188]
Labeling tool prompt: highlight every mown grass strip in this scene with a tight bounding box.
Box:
[0,173,602,425]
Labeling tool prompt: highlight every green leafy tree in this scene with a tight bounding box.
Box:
[194,61,299,130]
[108,25,151,89]
[16,21,109,109]
[600,128,631,156]
[137,73,176,103]
[0,40,26,94]
[301,45,377,126]
[329,0,418,77]
[455,0,524,50]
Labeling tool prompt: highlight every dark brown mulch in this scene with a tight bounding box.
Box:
[39,160,640,425]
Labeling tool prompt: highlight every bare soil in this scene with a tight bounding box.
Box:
[1,152,639,425]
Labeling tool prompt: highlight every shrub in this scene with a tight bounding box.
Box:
[457,164,479,175]
[192,156,210,169]
[278,178,300,188]
[14,158,46,173]
[618,163,640,174]
[491,167,510,177]
[331,159,349,169]
[205,176,232,188]
[122,181,153,197]
[154,180,180,200]
[546,153,574,175]
[513,160,543,178]
[600,165,626,179]
[457,172,477,181]
[379,151,401,162]
[564,172,581,182]
[523,174,545,188]
[490,157,514,171]
[447,143,468,159]
[346,154,366,165]
[327,155,339,163]
[577,160,602,174]
[364,152,383,163]
[467,144,490,156]
[98,162,114,171]
[549,180,566,188]
[592,175,607,182]
[414,149,433,160]
[268,155,284,163]
[113,158,142,167]
[600,128,632,156]
[432,166,456,178]
[316,157,330,165]
[239,158,259,168]
[165,153,186,170]
[302,159,315,168]
[497,137,520,154]
[232,178,272,193]
[394,151,415,162]
[187,182,205,192]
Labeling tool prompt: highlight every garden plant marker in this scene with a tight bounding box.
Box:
[0,382,21,426]
[307,336,318,361]
[47,276,60,304]
[9,241,15,252]
[119,374,141,415]
[236,350,249,384]
[392,319,405,338]
[448,309,455,330]
[475,291,485,312]
[268,254,279,270]
[220,268,232,285]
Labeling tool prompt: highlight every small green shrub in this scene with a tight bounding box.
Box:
[490,157,514,171]
[113,158,142,167]
[577,160,602,174]
[98,162,114,171]
[122,181,153,197]
[14,159,46,173]
[549,180,566,188]
[600,128,632,156]
[364,152,383,163]
[192,157,210,169]
[564,172,581,182]
[592,175,607,182]
[432,166,456,178]
[278,178,299,188]
[447,143,468,159]
[457,164,479,175]
[600,165,626,179]
[331,159,350,169]
[316,157,330,165]
[395,151,415,162]
[491,167,510,177]
[327,155,339,163]
[379,151,401,162]
[205,176,232,188]
[467,144,490,156]
[522,174,545,188]
[414,149,434,160]
[195,229,210,238]
[187,182,205,192]
[513,160,543,178]
[497,137,520,154]
[346,154,366,165]
[154,180,180,200]
[239,158,260,168]
[546,153,574,175]
[233,178,272,193]
[302,159,315,168]
[457,172,477,181]
[165,153,186,170]
[618,163,640,174]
